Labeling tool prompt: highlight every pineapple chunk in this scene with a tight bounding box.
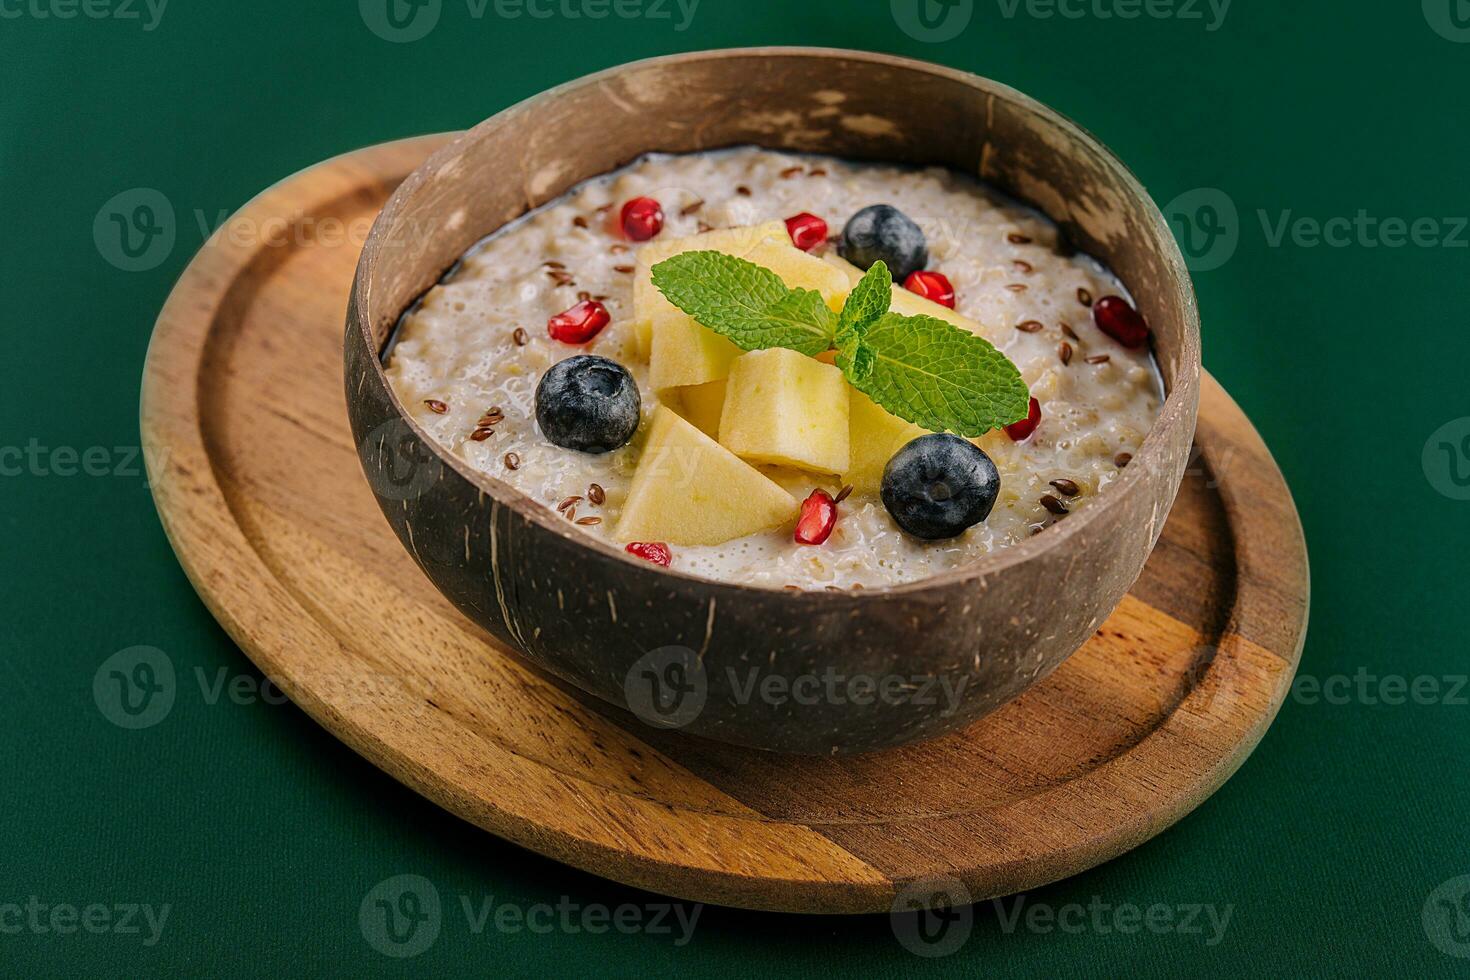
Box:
[632,221,787,355]
[844,390,931,494]
[823,251,989,337]
[822,252,865,285]
[718,348,850,475]
[738,238,852,312]
[888,285,987,337]
[648,307,742,392]
[667,379,726,439]
[615,407,796,546]
[756,464,826,498]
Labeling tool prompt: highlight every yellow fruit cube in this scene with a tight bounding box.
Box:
[632,221,788,355]
[615,407,797,546]
[822,252,865,285]
[887,284,987,337]
[648,307,742,393]
[844,390,931,494]
[666,379,726,439]
[738,238,852,312]
[824,251,990,338]
[718,348,850,475]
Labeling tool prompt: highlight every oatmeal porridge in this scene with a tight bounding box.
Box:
[383,147,1162,589]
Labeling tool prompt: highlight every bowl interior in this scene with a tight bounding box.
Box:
[353,47,1199,586]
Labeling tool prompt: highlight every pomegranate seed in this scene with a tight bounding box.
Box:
[902,270,956,309]
[1004,396,1042,442]
[619,197,663,241]
[626,542,672,567]
[784,212,828,252]
[1093,295,1150,349]
[794,489,837,545]
[546,299,610,344]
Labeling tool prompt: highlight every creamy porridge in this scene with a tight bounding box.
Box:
[384,147,1162,589]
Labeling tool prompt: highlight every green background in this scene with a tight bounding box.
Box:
[4,0,1468,975]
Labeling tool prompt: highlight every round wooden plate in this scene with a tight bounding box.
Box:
[141,136,1309,914]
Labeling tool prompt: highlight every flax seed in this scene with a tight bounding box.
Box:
[1049,478,1081,497]
[1077,287,1093,307]
[780,166,803,178]
[613,265,634,274]
[1017,320,1044,333]
[1114,452,1132,468]
[469,428,494,442]
[1006,283,1028,293]
[1058,341,1073,365]
[609,243,628,254]
[1060,322,1078,341]
[512,327,529,346]
[575,516,602,526]
[809,167,827,177]
[424,399,447,414]
[679,199,704,216]
[587,483,605,505]
[1085,354,1110,365]
[1007,232,1032,245]
[1040,494,1068,516]
[1013,259,1033,274]
[557,495,582,513]
[503,452,520,470]
[735,185,751,196]
[572,216,588,228]
[834,484,853,504]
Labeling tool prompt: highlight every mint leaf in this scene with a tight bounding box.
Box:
[849,312,1030,437]
[835,337,876,383]
[833,262,890,384]
[650,250,834,355]
[837,260,891,343]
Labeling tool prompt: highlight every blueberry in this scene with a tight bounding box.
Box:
[881,434,1000,540]
[535,355,641,454]
[838,204,929,281]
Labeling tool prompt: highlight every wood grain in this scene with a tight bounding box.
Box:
[140,136,1309,913]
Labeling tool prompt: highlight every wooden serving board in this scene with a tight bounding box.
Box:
[141,135,1309,914]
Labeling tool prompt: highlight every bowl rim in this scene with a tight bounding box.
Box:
[351,45,1201,598]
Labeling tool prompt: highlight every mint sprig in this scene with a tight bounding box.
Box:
[650,250,1030,437]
